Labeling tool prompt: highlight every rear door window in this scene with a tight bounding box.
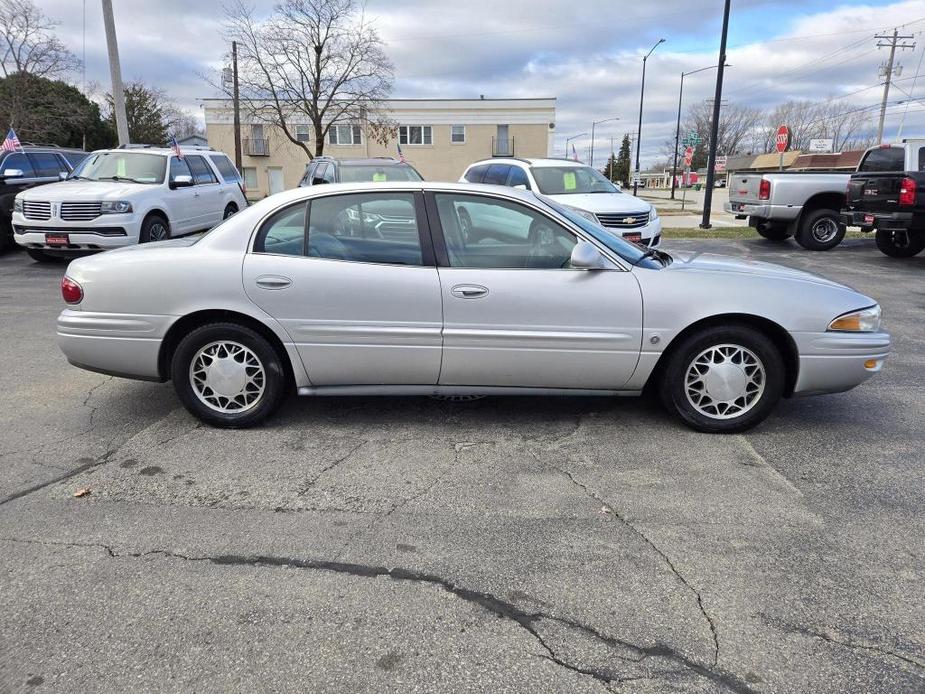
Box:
[27,152,66,178]
[858,147,906,172]
[186,155,218,185]
[483,164,510,185]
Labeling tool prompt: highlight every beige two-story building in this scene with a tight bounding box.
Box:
[203,97,556,198]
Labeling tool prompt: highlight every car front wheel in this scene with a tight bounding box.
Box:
[170,322,288,428]
[659,325,784,433]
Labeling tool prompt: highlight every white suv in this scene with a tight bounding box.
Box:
[13,146,247,262]
[461,158,661,247]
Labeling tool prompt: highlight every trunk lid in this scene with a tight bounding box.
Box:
[727,173,765,206]
[845,173,905,212]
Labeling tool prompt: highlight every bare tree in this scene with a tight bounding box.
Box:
[222,0,394,159]
[753,99,874,153]
[0,0,79,78]
[677,101,763,168]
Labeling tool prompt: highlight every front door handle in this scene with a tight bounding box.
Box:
[451,284,488,299]
[255,275,292,290]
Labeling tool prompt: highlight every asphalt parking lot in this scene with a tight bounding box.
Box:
[0,237,922,693]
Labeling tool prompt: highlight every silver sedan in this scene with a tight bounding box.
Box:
[56,182,890,433]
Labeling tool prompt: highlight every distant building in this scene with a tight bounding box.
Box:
[176,134,208,148]
[203,97,557,197]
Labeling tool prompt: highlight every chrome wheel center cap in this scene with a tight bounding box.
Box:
[204,356,248,397]
[701,362,748,402]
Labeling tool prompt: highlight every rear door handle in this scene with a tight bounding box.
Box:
[255,275,292,290]
[451,284,488,299]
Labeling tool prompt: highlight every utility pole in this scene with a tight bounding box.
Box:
[875,29,915,144]
[699,0,731,229]
[101,0,129,146]
[232,41,242,172]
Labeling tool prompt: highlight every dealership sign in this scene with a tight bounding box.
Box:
[809,138,834,152]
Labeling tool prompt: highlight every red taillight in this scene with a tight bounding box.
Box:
[899,177,917,206]
[61,277,83,304]
[758,178,771,200]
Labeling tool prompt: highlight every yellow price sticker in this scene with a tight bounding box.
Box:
[563,172,577,191]
[372,172,387,182]
[117,158,127,177]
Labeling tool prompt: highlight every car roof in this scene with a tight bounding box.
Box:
[314,157,410,166]
[4,145,85,153]
[88,147,229,157]
[466,157,589,169]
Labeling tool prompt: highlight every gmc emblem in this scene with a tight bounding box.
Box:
[864,189,878,196]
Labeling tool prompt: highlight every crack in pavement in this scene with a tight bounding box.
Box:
[82,376,115,427]
[297,438,368,496]
[0,449,116,507]
[527,447,721,671]
[0,536,757,692]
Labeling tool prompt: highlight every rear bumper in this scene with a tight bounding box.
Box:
[841,209,913,230]
[724,202,801,221]
[57,309,172,381]
[791,331,891,396]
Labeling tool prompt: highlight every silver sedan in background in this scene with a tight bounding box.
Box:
[56,182,890,433]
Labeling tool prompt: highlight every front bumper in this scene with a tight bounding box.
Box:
[599,217,662,248]
[791,330,891,396]
[13,212,142,252]
[841,209,913,231]
[57,309,173,381]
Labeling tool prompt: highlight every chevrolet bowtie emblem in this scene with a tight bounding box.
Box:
[623,217,636,225]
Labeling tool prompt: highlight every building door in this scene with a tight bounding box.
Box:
[268,167,284,195]
[496,125,510,156]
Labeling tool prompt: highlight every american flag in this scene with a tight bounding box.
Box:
[397,143,406,163]
[1,128,21,153]
[170,136,182,159]
[571,143,579,162]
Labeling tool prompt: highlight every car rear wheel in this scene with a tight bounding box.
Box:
[659,325,784,433]
[795,209,844,251]
[140,214,170,243]
[875,228,925,258]
[170,322,288,428]
[26,248,55,263]
[223,203,238,220]
[755,222,791,241]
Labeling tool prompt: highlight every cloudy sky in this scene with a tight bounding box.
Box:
[40,0,925,164]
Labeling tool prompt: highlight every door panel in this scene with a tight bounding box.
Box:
[437,267,642,388]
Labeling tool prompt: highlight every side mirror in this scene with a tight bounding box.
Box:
[513,183,527,190]
[570,241,607,270]
[312,177,327,185]
[1,168,24,179]
[58,171,68,180]
[169,174,194,189]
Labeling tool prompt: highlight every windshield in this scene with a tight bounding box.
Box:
[542,198,664,269]
[531,166,620,195]
[71,152,167,184]
[339,164,423,183]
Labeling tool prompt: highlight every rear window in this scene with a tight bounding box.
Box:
[208,154,241,182]
[858,147,905,172]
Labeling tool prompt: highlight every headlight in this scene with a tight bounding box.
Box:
[828,305,881,332]
[649,205,659,220]
[563,205,598,224]
[13,198,22,214]
[100,200,132,214]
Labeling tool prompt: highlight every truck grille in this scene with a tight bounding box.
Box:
[596,211,650,229]
[22,201,51,221]
[61,202,103,221]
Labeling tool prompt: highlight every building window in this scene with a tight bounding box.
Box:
[242,166,258,192]
[399,125,433,145]
[450,125,465,144]
[295,124,311,142]
[328,124,362,145]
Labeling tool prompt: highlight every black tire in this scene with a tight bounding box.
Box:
[658,325,785,434]
[26,248,55,263]
[755,222,791,241]
[139,214,170,243]
[170,322,288,428]
[223,203,238,220]
[795,208,845,251]
[875,228,925,258]
[0,219,13,254]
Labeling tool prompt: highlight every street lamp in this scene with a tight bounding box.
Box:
[670,64,727,200]
[589,116,619,168]
[564,132,588,160]
[633,38,665,196]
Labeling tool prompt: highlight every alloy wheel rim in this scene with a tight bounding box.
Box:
[189,340,266,414]
[149,222,168,241]
[811,218,838,243]
[684,343,765,420]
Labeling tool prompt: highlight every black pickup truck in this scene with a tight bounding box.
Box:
[842,142,925,258]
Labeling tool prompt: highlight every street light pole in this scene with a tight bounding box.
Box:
[670,64,723,200]
[101,0,129,146]
[633,38,665,196]
[700,0,731,229]
[589,116,619,168]
[564,132,588,159]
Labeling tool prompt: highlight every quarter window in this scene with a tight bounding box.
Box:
[253,202,306,256]
[433,193,578,269]
[328,124,362,145]
[307,192,422,266]
[208,154,241,182]
[450,125,465,144]
[186,155,218,185]
[399,125,432,145]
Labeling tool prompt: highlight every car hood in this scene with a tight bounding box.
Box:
[17,179,154,200]
[544,192,651,215]
[662,251,853,290]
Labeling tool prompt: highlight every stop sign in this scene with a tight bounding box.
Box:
[776,125,791,153]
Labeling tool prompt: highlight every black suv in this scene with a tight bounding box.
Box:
[0,144,87,252]
[298,156,423,187]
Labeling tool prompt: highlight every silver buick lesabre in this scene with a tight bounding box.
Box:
[56,182,890,433]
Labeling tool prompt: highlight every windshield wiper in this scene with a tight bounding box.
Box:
[68,175,93,181]
[98,175,147,184]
